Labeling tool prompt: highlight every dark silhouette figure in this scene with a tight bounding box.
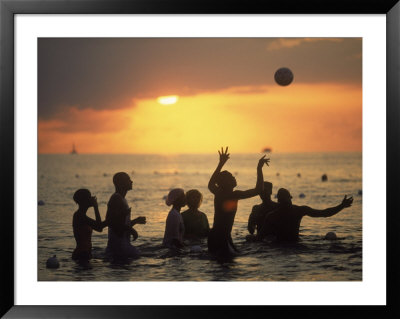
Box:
[207,147,269,258]
[257,188,353,242]
[105,172,146,260]
[181,189,210,240]
[72,189,104,262]
[247,181,278,237]
[163,188,187,249]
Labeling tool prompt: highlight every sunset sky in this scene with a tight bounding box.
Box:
[38,38,362,154]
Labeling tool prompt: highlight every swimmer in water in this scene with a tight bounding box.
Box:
[247,181,278,239]
[163,188,187,249]
[105,172,146,261]
[72,189,105,262]
[207,147,270,258]
[257,188,353,242]
[181,189,210,240]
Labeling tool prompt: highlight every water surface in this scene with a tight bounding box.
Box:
[38,152,362,281]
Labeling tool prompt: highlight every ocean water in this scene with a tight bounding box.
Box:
[38,153,362,281]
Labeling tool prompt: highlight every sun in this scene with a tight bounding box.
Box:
[157,95,179,105]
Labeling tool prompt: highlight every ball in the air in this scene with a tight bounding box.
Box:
[274,67,294,86]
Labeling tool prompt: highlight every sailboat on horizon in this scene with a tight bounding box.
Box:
[70,143,78,155]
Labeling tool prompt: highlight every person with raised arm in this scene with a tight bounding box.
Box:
[207,147,269,258]
[72,189,105,262]
[257,188,354,242]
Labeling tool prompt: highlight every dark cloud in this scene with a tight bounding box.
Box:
[38,38,361,119]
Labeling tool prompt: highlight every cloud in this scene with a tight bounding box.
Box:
[39,106,131,133]
[38,38,361,119]
[267,38,343,51]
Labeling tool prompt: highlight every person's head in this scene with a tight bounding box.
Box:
[73,188,92,208]
[113,172,133,192]
[186,189,203,209]
[260,181,273,201]
[166,188,186,208]
[277,188,292,205]
[216,170,237,190]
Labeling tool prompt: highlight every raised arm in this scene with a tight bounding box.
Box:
[208,147,230,194]
[305,195,354,218]
[234,155,269,200]
[84,196,104,232]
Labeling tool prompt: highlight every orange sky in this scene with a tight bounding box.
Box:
[38,82,361,154]
[38,38,362,154]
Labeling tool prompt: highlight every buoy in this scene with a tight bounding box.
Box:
[299,193,306,198]
[325,232,337,240]
[190,245,202,253]
[46,255,60,269]
[321,174,328,182]
[38,200,45,206]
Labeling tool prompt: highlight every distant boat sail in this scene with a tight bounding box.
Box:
[70,144,78,154]
[262,147,272,153]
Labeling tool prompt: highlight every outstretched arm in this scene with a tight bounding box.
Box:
[208,147,230,194]
[234,155,269,200]
[305,195,354,218]
[131,216,146,227]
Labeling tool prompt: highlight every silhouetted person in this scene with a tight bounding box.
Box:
[72,189,104,262]
[163,188,186,249]
[105,172,146,261]
[247,181,278,237]
[207,147,269,258]
[257,188,353,242]
[181,189,210,240]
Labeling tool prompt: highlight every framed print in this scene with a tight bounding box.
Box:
[1,0,399,318]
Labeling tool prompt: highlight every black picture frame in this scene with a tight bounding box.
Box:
[1,0,399,318]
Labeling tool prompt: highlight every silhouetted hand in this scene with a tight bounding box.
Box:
[89,196,98,208]
[341,195,353,208]
[218,147,230,166]
[134,216,147,224]
[257,155,270,168]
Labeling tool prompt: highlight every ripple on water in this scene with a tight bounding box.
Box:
[38,153,362,281]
